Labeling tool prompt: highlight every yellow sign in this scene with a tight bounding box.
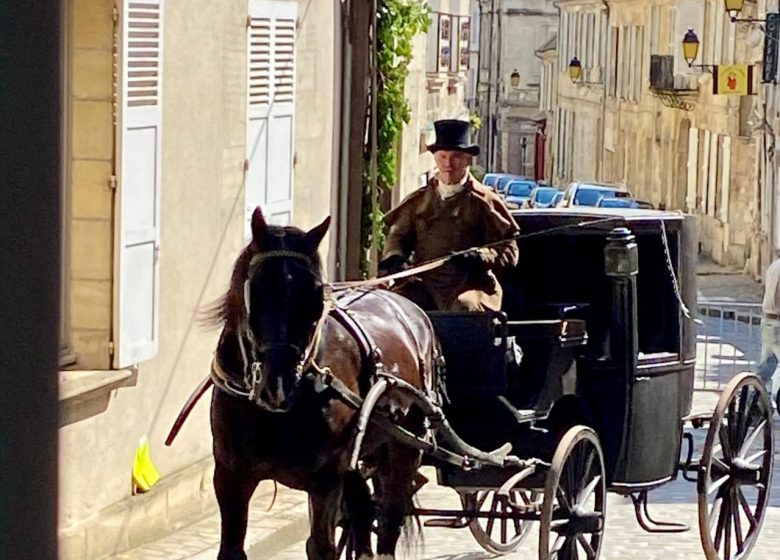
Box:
[714,64,754,95]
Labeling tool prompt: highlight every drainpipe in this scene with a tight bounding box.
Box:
[332,1,348,281]
[598,0,611,181]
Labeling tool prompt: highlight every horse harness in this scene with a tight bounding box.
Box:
[209,249,419,407]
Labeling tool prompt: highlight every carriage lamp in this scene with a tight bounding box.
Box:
[510,69,520,89]
[568,57,582,82]
[604,227,638,278]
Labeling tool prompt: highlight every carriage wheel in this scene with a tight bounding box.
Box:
[460,489,539,554]
[697,372,774,560]
[539,426,606,560]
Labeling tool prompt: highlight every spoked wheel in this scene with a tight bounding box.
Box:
[698,372,775,560]
[539,426,606,560]
[460,489,539,554]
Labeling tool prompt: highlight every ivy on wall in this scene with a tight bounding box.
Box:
[361,0,430,274]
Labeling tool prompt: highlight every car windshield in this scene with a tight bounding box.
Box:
[574,186,625,206]
[599,197,634,208]
[534,188,557,203]
[483,175,499,186]
[507,182,535,197]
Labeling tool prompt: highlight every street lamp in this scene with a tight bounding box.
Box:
[510,69,520,89]
[724,0,744,20]
[682,29,715,72]
[568,57,582,82]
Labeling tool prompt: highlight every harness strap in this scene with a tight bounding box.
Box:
[330,300,383,382]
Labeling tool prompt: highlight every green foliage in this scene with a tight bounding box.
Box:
[361,0,431,274]
[469,112,483,133]
[470,164,486,182]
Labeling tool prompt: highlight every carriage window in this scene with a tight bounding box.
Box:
[635,232,681,356]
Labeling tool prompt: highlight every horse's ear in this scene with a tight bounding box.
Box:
[251,207,269,248]
[305,216,331,249]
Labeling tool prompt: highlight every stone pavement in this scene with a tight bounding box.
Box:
[106,480,309,560]
[696,257,763,303]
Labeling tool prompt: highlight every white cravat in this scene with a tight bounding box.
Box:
[435,173,469,200]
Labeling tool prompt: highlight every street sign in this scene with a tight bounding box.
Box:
[713,64,754,95]
[763,12,780,83]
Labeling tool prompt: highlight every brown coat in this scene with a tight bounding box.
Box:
[382,176,520,311]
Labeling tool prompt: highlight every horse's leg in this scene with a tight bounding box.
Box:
[342,471,375,560]
[306,482,343,560]
[374,444,421,559]
[214,462,261,560]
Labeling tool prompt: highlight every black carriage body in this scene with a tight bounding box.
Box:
[432,208,697,491]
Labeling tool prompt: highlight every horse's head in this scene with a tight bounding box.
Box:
[243,207,330,412]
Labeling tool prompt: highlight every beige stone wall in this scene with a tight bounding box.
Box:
[60,0,247,543]
[292,0,337,266]
[554,0,762,269]
[59,1,339,554]
[67,0,115,370]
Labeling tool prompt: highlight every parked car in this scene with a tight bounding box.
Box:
[482,173,503,188]
[524,186,563,208]
[596,196,639,209]
[558,181,632,208]
[495,174,531,196]
[503,179,538,209]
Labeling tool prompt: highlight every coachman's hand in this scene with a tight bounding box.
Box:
[449,249,486,274]
[377,255,407,277]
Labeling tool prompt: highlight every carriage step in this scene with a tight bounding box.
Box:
[424,517,470,529]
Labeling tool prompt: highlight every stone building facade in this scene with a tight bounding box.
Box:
[546,0,765,271]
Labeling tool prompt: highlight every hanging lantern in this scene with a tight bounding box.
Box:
[682,29,700,66]
[723,0,745,21]
[568,57,582,82]
[510,69,520,89]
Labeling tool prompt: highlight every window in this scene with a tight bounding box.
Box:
[650,5,660,53]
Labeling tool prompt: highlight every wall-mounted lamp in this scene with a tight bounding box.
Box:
[568,57,601,85]
[568,57,582,82]
[510,69,520,89]
[682,29,715,73]
[723,0,766,24]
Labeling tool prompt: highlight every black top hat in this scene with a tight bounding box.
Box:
[427,119,480,156]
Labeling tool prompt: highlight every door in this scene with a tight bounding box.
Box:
[245,0,297,237]
[114,0,164,368]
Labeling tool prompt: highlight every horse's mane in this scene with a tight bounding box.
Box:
[200,225,324,330]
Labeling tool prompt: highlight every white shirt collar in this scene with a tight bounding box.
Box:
[435,172,469,200]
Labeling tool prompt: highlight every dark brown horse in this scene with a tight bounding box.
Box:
[206,207,440,560]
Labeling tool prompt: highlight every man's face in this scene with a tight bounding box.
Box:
[434,150,472,184]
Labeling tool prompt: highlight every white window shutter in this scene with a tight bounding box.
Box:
[246,0,297,237]
[115,0,163,368]
[686,126,698,212]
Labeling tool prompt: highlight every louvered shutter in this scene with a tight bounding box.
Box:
[246,0,297,236]
[115,0,163,368]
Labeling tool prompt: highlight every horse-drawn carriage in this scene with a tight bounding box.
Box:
[171,206,774,560]
[404,208,775,560]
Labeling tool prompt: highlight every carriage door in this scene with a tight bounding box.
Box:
[245,0,297,237]
[115,0,164,368]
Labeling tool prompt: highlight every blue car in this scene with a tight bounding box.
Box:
[597,196,639,209]
[482,173,502,188]
[503,179,538,209]
[560,182,632,207]
[527,186,562,208]
[495,174,530,196]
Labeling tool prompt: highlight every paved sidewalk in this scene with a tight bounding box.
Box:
[107,481,310,560]
[697,256,763,303]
